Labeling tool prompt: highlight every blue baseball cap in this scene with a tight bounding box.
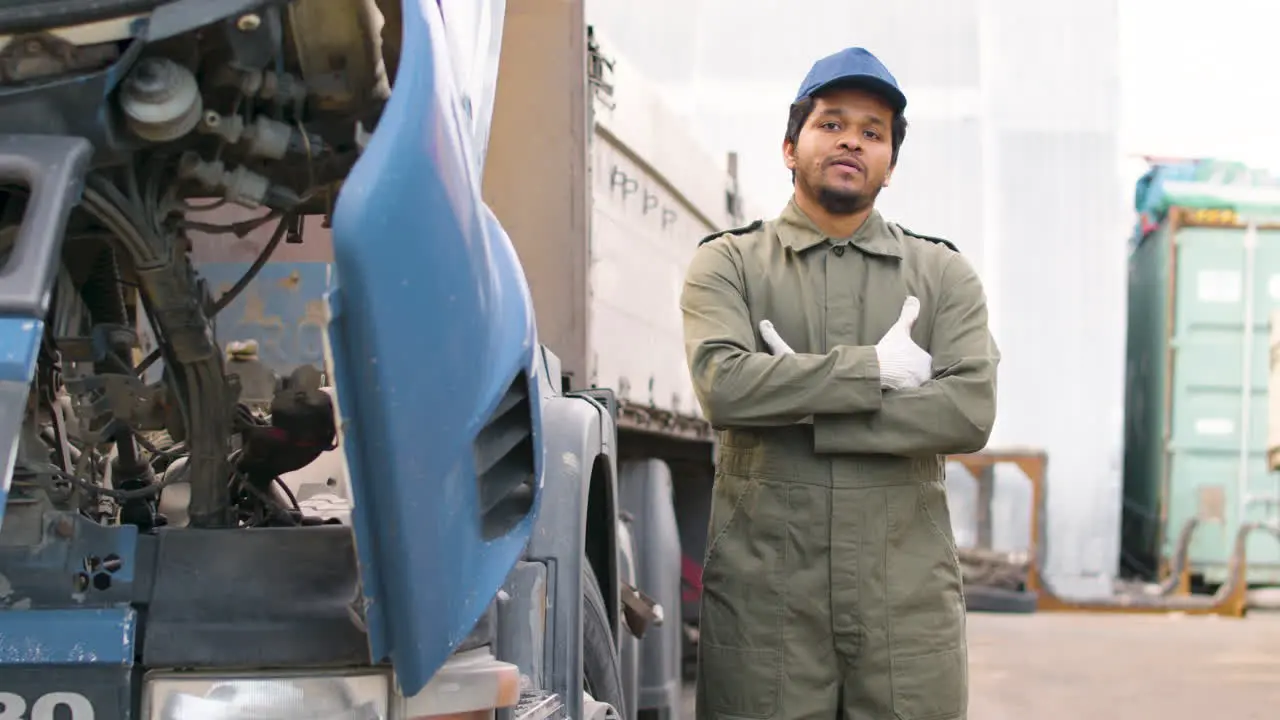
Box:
[794,47,906,112]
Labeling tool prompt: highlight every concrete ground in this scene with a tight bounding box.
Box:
[679,611,1280,719]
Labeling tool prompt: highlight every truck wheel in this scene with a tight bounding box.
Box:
[583,559,626,720]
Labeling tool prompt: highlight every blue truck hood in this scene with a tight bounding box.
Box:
[0,1,527,698]
[326,0,543,697]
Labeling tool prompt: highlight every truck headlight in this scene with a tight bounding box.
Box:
[142,671,390,720]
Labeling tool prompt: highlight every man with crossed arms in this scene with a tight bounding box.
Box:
[680,47,999,720]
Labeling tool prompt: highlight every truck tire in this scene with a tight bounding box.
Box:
[583,559,626,719]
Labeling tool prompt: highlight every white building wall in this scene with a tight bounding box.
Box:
[976,0,1129,598]
[588,0,1129,598]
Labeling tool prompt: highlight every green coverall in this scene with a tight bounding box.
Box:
[681,199,999,720]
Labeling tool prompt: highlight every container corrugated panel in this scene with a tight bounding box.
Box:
[1124,206,1280,586]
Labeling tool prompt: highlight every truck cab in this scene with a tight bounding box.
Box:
[0,1,664,718]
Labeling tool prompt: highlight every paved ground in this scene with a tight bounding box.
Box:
[967,611,1280,719]
[680,611,1280,719]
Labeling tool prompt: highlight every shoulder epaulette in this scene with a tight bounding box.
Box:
[698,219,763,246]
[896,224,959,253]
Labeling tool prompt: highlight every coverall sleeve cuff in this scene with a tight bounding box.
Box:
[829,344,883,413]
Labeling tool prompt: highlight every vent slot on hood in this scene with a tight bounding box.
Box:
[475,371,536,539]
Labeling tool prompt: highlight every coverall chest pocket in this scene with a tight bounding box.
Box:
[699,469,788,720]
[744,259,819,354]
[885,480,967,720]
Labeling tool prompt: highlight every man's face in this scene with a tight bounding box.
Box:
[783,86,896,216]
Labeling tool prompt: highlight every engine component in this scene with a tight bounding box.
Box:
[355,121,373,152]
[286,0,390,112]
[0,0,403,536]
[222,4,284,72]
[214,66,309,108]
[0,31,121,84]
[115,450,163,530]
[225,340,278,406]
[78,241,129,326]
[198,110,327,160]
[237,364,336,487]
[178,151,302,210]
[78,171,235,529]
[119,57,203,142]
[64,371,168,436]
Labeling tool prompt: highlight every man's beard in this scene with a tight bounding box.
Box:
[816,185,875,215]
[798,169,878,216]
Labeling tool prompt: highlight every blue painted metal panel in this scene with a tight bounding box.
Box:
[327,0,540,696]
[200,261,332,374]
[0,607,136,665]
[0,513,138,613]
[0,318,44,528]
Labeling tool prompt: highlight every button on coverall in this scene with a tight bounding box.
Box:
[680,200,999,720]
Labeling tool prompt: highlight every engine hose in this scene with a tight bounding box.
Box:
[79,240,129,326]
[137,255,233,528]
[134,212,291,375]
[78,237,157,526]
[81,186,233,528]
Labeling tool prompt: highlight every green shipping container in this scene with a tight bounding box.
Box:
[1123,171,1280,588]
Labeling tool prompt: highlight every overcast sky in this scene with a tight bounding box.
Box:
[1118,0,1280,167]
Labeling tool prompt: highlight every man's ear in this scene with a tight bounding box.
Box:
[883,164,894,188]
[782,137,797,171]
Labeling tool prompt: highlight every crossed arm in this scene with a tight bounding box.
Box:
[811,254,1000,457]
[681,241,998,455]
[680,240,883,427]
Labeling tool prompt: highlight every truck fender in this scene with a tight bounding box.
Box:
[525,349,620,720]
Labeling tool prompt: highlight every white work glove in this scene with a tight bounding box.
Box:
[759,319,794,355]
[760,298,932,390]
[875,296,933,390]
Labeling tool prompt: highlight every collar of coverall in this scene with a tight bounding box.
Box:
[776,197,902,259]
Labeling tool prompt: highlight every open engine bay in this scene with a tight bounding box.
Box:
[0,0,411,536]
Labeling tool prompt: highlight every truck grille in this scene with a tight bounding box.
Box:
[474,372,536,539]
